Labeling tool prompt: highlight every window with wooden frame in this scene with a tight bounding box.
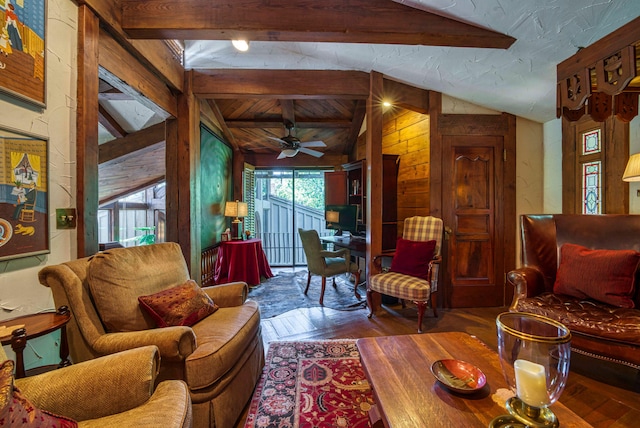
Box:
[577,125,603,214]
[563,116,629,214]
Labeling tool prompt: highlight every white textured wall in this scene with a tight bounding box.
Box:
[0,0,77,368]
[543,119,563,213]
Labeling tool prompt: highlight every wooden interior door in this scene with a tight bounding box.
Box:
[438,114,515,308]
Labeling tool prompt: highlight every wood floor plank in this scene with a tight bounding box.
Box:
[237,304,640,427]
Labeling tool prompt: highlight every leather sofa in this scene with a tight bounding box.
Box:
[38,243,265,428]
[508,214,640,370]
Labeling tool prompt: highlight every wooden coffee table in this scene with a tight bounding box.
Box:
[356,332,590,427]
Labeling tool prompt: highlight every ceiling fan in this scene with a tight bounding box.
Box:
[268,121,326,159]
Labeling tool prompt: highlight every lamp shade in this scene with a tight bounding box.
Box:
[224,200,248,218]
[237,201,248,217]
[623,153,640,181]
[326,210,340,223]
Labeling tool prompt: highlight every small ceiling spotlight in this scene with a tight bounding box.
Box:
[232,40,250,52]
[382,101,392,107]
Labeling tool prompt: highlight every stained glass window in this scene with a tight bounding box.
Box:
[582,161,601,214]
[582,130,601,155]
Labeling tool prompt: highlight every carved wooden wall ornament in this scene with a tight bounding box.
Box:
[559,68,591,111]
[557,17,640,122]
[588,92,613,122]
[595,46,636,96]
[614,92,639,123]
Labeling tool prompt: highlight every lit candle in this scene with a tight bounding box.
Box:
[514,359,550,407]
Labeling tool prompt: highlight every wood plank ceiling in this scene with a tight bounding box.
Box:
[97,0,515,203]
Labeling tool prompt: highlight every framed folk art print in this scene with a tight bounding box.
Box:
[0,126,49,261]
[0,0,46,107]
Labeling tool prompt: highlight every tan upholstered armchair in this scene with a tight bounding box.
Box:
[299,228,360,305]
[38,243,265,428]
[5,345,191,427]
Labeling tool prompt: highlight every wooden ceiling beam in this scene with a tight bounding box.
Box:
[99,91,135,101]
[280,100,296,126]
[383,78,430,114]
[121,0,514,49]
[99,122,166,165]
[192,70,370,99]
[98,105,127,138]
[205,99,239,150]
[225,119,352,129]
[345,100,367,155]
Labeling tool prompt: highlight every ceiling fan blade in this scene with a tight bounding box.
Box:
[299,147,324,158]
[267,136,284,143]
[300,140,326,148]
[277,151,288,159]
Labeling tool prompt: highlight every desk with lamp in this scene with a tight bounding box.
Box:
[320,205,366,281]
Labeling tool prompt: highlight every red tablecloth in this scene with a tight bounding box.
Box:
[214,239,274,286]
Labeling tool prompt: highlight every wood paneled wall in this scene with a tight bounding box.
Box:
[354,108,431,237]
[382,109,430,224]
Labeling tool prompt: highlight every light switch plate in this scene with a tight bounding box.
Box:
[56,208,77,229]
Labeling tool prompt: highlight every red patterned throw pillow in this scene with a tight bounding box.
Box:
[0,360,78,427]
[389,238,437,280]
[138,280,219,327]
[554,243,640,308]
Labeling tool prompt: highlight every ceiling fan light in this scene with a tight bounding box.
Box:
[282,148,298,157]
[232,40,249,52]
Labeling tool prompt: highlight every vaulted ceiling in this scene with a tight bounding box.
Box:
[97,0,640,203]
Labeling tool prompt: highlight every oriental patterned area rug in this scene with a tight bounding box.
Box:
[243,340,374,428]
[248,271,367,319]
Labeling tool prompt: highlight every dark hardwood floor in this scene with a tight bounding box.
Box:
[238,303,640,427]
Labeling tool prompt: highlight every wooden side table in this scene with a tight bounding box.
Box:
[0,306,71,378]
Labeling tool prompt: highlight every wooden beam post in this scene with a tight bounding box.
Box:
[172,70,201,280]
[367,71,384,279]
[76,5,100,257]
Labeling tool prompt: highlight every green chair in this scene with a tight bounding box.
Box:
[298,229,361,305]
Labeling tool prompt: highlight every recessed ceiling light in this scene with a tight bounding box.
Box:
[382,101,392,107]
[232,40,249,52]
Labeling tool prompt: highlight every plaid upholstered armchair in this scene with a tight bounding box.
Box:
[367,216,444,333]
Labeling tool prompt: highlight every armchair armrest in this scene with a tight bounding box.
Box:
[320,248,350,260]
[92,327,196,362]
[15,346,161,422]
[202,281,248,307]
[372,251,395,272]
[507,267,545,311]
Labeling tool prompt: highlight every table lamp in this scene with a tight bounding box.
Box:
[491,312,571,428]
[325,210,340,227]
[225,200,248,240]
[622,153,640,181]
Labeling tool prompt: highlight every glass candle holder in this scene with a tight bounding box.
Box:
[490,312,571,428]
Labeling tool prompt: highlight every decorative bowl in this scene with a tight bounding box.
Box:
[430,359,487,394]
